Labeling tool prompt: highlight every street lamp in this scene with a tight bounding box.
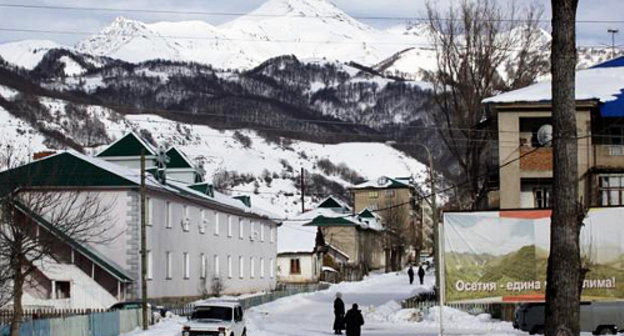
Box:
[386,140,443,335]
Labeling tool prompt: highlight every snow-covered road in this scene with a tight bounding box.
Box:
[122,270,528,336]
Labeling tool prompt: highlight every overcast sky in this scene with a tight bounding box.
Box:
[0,0,622,47]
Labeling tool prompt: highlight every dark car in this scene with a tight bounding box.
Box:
[514,302,624,335]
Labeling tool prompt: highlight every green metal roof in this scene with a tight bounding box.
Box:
[304,215,358,227]
[317,196,344,209]
[0,152,137,195]
[13,201,133,282]
[96,132,156,157]
[233,195,251,207]
[189,182,214,198]
[358,209,375,218]
[165,147,194,169]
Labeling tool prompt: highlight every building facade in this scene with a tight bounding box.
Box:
[484,57,624,209]
[1,132,279,309]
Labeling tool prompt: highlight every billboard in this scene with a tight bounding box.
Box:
[443,208,624,303]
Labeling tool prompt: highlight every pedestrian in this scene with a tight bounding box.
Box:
[418,264,425,285]
[407,265,415,285]
[344,303,364,336]
[333,292,345,334]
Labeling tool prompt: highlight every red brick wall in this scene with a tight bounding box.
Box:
[520,147,553,171]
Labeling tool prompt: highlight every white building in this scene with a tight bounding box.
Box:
[2,132,279,309]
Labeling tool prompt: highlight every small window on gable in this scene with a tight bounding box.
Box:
[54,281,71,299]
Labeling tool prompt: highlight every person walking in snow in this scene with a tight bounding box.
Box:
[344,303,364,336]
[407,265,415,285]
[418,264,425,285]
[333,292,345,334]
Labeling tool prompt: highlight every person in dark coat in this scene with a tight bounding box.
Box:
[418,264,426,285]
[344,303,364,336]
[333,292,345,334]
[407,265,415,285]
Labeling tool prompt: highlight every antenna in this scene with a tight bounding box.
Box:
[608,28,619,58]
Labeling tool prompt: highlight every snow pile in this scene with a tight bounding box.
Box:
[421,306,516,333]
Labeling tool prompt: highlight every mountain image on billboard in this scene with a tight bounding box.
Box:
[444,208,624,302]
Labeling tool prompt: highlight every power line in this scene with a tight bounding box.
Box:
[1,3,624,25]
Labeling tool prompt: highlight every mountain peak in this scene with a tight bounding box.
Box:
[250,0,343,18]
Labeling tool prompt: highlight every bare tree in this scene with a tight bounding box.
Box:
[0,144,114,336]
[424,0,548,209]
[545,1,581,336]
[379,202,409,271]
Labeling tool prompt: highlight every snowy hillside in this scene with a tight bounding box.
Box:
[0,83,427,217]
[0,40,63,70]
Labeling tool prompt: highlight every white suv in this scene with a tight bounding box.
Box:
[182,301,246,336]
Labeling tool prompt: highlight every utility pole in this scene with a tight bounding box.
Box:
[140,149,148,330]
[608,28,619,59]
[300,168,305,213]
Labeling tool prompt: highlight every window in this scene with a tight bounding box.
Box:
[199,210,206,234]
[270,258,274,278]
[250,257,255,278]
[239,218,244,239]
[145,197,152,226]
[385,190,395,198]
[227,255,232,278]
[214,211,220,235]
[147,250,153,280]
[165,202,172,228]
[270,227,275,243]
[260,223,265,242]
[182,205,190,231]
[54,281,71,299]
[165,251,172,279]
[290,259,301,275]
[227,215,233,237]
[600,175,624,206]
[534,187,551,209]
[260,258,265,278]
[214,255,220,277]
[368,191,378,199]
[200,253,207,279]
[250,221,256,241]
[183,252,190,279]
[239,256,244,279]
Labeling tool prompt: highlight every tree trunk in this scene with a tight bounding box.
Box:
[545,1,580,336]
[10,261,24,336]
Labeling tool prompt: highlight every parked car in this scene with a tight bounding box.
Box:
[182,301,246,336]
[514,301,624,335]
[109,301,168,324]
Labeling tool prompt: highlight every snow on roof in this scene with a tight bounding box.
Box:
[317,195,351,212]
[277,221,317,254]
[483,65,624,105]
[351,176,411,190]
[95,131,157,157]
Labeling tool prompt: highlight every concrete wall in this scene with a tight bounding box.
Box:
[321,226,358,263]
[276,253,319,283]
[498,109,593,209]
[143,191,278,298]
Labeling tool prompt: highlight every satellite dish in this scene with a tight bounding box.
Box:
[377,176,388,186]
[537,124,553,147]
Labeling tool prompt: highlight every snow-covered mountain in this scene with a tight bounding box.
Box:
[69,0,430,74]
[0,40,64,70]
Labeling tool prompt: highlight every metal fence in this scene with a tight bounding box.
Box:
[0,308,106,326]
[401,299,517,322]
[172,283,331,316]
[0,309,142,336]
